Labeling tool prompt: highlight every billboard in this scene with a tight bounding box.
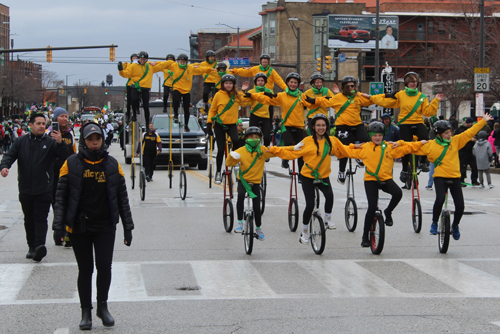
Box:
[328,15,399,49]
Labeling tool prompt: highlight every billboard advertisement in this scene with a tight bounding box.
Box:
[328,15,399,49]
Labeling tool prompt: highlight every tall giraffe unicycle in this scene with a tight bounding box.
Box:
[179,117,187,200]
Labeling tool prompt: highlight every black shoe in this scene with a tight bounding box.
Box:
[79,308,92,330]
[361,234,370,247]
[472,182,480,186]
[32,245,47,262]
[384,209,393,226]
[96,302,115,327]
[173,116,179,123]
[146,176,151,182]
[131,115,137,122]
[184,125,190,132]
[281,160,289,169]
[26,247,35,259]
[399,171,407,183]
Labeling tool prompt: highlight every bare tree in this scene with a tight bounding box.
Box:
[42,70,63,105]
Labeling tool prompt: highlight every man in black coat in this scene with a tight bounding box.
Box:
[455,117,479,187]
[0,113,69,261]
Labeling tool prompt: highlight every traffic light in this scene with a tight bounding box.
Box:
[60,88,64,94]
[105,88,108,95]
[84,88,87,94]
[46,46,52,63]
[316,57,322,72]
[325,56,332,71]
[109,47,115,61]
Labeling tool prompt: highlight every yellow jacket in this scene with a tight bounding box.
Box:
[199,61,218,83]
[207,90,250,125]
[413,119,486,178]
[232,66,287,91]
[226,146,276,184]
[252,91,305,128]
[119,61,172,89]
[303,88,335,119]
[161,69,175,88]
[370,91,439,125]
[269,136,349,179]
[118,62,134,87]
[164,62,212,94]
[344,140,423,181]
[314,92,372,126]
[243,88,271,118]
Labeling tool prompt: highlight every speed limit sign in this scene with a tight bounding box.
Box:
[474,68,490,92]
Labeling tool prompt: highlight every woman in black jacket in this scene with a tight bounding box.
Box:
[53,122,134,330]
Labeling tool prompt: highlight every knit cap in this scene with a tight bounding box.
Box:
[52,107,68,121]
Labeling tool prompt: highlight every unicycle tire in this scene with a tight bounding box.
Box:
[168,161,173,189]
[370,213,385,255]
[438,212,450,254]
[140,171,146,201]
[260,185,266,216]
[310,214,326,255]
[131,163,135,190]
[179,170,187,200]
[244,215,254,255]
[412,198,422,233]
[223,198,234,233]
[288,198,299,232]
[208,163,213,189]
[345,197,358,232]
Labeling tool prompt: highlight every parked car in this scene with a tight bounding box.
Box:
[152,114,208,170]
[339,25,371,43]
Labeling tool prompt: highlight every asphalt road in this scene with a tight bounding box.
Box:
[1,142,500,334]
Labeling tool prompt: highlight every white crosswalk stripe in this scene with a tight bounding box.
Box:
[1,258,500,305]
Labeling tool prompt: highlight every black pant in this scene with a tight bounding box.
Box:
[301,176,334,225]
[213,123,238,173]
[281,126,306,171]
[69,230,115,309]
[144,152,156,179]
[203,82,216,104]
[163,86,172,111]
[459,150,478,184]
[335,124,370,172]
[250,114,271,147]
[433,177,464,227]
[131,87,150,123]
[172,90,191,126]
[399,123,429,171]
[126,86,132,121]
[105,132,113,146]
[236,180,262,227]
[363,179,402,234]
[19,192,52,248]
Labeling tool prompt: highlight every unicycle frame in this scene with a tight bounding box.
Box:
[168,101,173,188]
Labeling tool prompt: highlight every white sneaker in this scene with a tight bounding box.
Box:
[337,171,346,184]
[234,222,243,233]
[489,184,494,189]
[300,232,310,244]
[214,172,222,184]
[479,184,485,189]
[355,159,364,168]
[325,219,337,229]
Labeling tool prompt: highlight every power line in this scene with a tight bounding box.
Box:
[162,0,257,18]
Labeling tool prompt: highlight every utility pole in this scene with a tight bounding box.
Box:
[479,0,485,68]
[375,0,380,81]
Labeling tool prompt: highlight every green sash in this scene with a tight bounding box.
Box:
[365,142,387,182]
[265,67,273,77]
[211,93,235,127]
[162,70,173,86]
[250,103,264,114]
[307,91,328,118]
[203,62,217,81]
[126,78,131,86]
[335,98,351,119]
[239,154,260,198]
[133,63,149,92]
[280,92,302,142]
[433,145,449,167]
[172,66,187,87]
[305,140,330,185]
[397,93,427,126]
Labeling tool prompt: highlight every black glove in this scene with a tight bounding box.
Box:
[53,230,65,245]
[244,92,252,98]
[325,96,332,100]
[264,92,276,98]
[305,96,316,104]
[385,91,399,99]
[117,61,123,71]
[206,123,213,137]
[124,229,132,246]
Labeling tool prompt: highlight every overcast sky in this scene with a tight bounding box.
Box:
[7,0,282,89]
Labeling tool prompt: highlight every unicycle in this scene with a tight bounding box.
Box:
[438,180,453,254]
[208,135,214,188]
[369,182,386,255]
[130,120,136,189]
[242,188,256,255]
[222,130,234,232]
[138,126,146,201]
[179,117,187,200]
[288,159,299,232]
[344,158,359,232]
[168,103,174,189]
[310,185,325,255]
[410,149,422,233]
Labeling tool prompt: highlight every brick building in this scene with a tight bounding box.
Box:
[214,27,261,59]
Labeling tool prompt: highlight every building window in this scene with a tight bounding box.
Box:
[315,45,320,59]
[270,20,276,36]
[315,19,321,33]
[214,38,222,50]
[438,22,445,34]
[269,46,276,60]
[428,21,434,33]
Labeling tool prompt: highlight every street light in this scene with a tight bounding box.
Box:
[217,23,240,57]
[289,17,326,74]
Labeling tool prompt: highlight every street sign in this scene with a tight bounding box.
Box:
[339,53,346,63]
[476,93,484,117]
[228,57,250,67]
[474,68,490,92]
[370,82,384,95]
